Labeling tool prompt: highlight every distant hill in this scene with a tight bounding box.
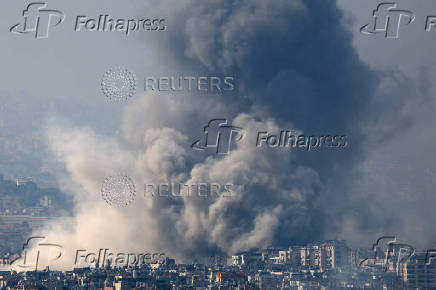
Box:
[0,174,73,212]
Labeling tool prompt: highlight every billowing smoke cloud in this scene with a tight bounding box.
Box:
[25,97,323,269]
[15,0,436,270]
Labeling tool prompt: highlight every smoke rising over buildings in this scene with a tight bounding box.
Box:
[16,0,436,269]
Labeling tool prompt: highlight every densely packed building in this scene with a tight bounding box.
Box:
[1,239,433,289]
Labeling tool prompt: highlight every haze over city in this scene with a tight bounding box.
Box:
[0,0,436,289]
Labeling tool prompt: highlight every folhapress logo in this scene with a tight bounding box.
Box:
[10,3,166,39]
[10,2,65,39]
[192,119,245,155]
[9,236,64,271]
[361,2,415,38]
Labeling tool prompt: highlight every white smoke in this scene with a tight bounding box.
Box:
[11,89,317,270]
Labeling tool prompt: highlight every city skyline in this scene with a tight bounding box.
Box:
[1,0,436,288]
